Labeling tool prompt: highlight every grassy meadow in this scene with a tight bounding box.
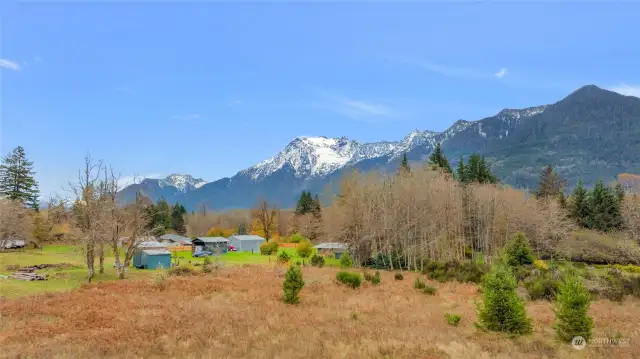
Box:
[0,265,638,359]
[0,244,340,297]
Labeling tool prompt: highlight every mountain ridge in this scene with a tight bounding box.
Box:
[117,85,640,210]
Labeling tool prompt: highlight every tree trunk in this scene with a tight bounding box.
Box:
[98,242,105,274]
[86,240,95,283]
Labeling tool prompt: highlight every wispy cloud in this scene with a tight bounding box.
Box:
[0,58,21,71]
[495,68,508,78]
[311,89,395,121]
[391,57,508,81]
[117,173,164,189]
[172,113,203,120]
[228,100,243,107]
[609,83,640,98]
[114,86,132,94]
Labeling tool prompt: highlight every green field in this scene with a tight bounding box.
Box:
[0,244,341,298]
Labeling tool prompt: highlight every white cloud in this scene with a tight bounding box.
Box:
[33,56,42,63]
[228,100,243,107]
[117,173,164,189]
[0,58,21,71]
[609,83,640,98]
[495,68,508,78]
[311,89,395,121]
[172,114,202,120]
[391,57,509,81]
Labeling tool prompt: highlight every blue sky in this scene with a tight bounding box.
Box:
[1,1,639,198]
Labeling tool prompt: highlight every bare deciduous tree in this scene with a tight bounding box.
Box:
[0,199,31,251]
[253,198,277,241]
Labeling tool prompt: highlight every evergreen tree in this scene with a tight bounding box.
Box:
[295,191,314,215]
[171,202,187,235]
[236,222,247,235]
[147,197,172,235]
[477,265,532,335]
[478,156,497,184]
[282,264,305,304]
[428,143,452,174]
[456,157,467,183]
[585,181,623,232]
[555,275,593,342]
[399,153,411,174]
[0,146,40,210]
[615,183,625,203]
[569,181,589,227]
[311,194,322,217]
[534,165,567,200]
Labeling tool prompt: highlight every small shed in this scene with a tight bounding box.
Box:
[314,242,348,258]
[133,249,171,269]
[137,240,167,249]
[159,234,192,246]
[192,237,229,254]
[228,235,265,253]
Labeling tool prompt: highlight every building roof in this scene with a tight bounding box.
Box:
[142,249,171,256]
[194,237,229,243]
[229,235,265,241]
[314,242,348,250]
[159,234,192,243]
[138,241,167,248]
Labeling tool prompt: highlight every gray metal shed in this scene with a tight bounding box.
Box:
[192,237,229,254]
[228,235,265,253]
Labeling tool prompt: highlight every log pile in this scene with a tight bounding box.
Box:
[11,272,47,281]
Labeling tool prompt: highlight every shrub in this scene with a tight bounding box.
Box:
[203,256,212,265]
[283,264,305,304]
[394,272,404,280]
[363,271,374,282]
[424,260,488,284]
[371,271,381,285]
[534,260,549,270]
[524,273,560,300]
[296,240,313,259]
[555,275,593,342]
[414,277,426,289]
[423,285,437,295]
[260,240,279,255]
[553,230,640,265]
[287,232,308,243]
[336,271,361,289]
[477,265,532,335]
[168,266,194,276]
[310,254,325,268]
[363,251,408,270]
[445,313,461,326]
[277,251,291,264]
[340,252,353,268]
[150,267,168,290]
[504,233,535,267]
[201,264,212,273]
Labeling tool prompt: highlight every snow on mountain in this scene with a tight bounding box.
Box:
[243,136,376,180]
[159,174,207,192]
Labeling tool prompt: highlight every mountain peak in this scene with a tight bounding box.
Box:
[160,174,206,192]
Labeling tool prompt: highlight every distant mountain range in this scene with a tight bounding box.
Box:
[117,85,640,211]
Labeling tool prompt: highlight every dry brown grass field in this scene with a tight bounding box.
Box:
[0,265,637,359]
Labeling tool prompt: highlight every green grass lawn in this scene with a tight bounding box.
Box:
[0,244,343,298]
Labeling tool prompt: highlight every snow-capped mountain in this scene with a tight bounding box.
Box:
[118,85,640,210]
[159,174,207,192]
[117,174,206,206]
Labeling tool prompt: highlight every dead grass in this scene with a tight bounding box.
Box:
[0,266,637,359]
